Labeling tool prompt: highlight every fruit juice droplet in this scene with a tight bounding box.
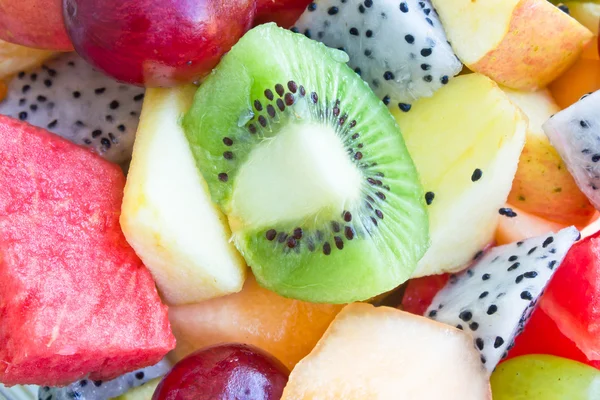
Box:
[238,109,255,127]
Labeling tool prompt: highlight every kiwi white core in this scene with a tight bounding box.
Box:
[230,122,363,231]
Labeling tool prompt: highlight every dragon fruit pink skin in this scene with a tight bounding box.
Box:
[292,0,462,111]
[543,90,600,211]
[426,227,580,373]
[0,52,143,165]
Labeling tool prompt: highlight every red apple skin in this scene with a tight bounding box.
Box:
[254,0,311,28]
[0,0,73,50]
[152,343,289,400]
[62,0,256,87]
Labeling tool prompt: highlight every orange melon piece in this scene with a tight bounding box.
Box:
[550,56,600,109]
[282,303,491,400]
[168,274,342,370]
[495,204,567,245]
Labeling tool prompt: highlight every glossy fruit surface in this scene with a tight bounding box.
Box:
[401,274,449,315]
[63,0,255,86]
[541,230,600,361]
[495,204,566,245]
[254,0,311,27]
[491,355,600,400]
[169,274,342,370]
[0,0,72,50]
[506,307,600,369]
[153,344,289,400]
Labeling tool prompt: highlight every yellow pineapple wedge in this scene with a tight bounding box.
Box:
[504,88,594,225]
[0,39,57,80]
[121,85,246,305]
[393,73,526,277]
[281,303,491,400]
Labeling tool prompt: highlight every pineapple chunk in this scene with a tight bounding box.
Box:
[0,39,57,79]
[121,86,246,305]
[393,73,526,277]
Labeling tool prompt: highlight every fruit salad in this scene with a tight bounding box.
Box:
[0,0,600,399]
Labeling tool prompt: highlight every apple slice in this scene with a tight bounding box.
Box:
[120,86,246,305]
[282,303,491,399]
[495,204,567,245]
[504,88,594,225]
[431,0,592,90]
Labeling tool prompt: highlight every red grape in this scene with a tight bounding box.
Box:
[62,0,256,87]
[152,343,289,400]
[254,0,311,28]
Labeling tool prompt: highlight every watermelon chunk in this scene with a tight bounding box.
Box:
[541,230,600,361]
[505,307,600,370]
[401,274,449,316]
[0,116,175,386]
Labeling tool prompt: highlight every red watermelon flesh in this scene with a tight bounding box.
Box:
[401,274,449,316]
[505,307,600,369]
[541,230,600,361]
[0,116,175,386]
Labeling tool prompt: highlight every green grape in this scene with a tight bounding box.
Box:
[491,355,600,400]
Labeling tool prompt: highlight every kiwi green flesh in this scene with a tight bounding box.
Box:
[183,23,429,303]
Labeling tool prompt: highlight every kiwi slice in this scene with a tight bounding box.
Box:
[183,24,429,303]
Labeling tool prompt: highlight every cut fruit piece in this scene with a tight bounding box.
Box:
[505,307,600,369]
[541,230,600,360]
[565,2,600,36]
[114,378,161,400]
[401,274,449,316]
[154,344,288,400]
[393,73,527,277]
[0,116,175,386]
[431,0,592,89]
[183,23,429,303]
[40,360,170,400]
[121,85,246,305]
[281,303,491,399]
[292,0,462,108]
[495,204,567,245]
[168,274,343,370]
[544,90,600,213]
[582,212,600,238]
[254,0,310,28]
[427,227,580,372]
[550,57,600,109]
[0,53,144,165]
[0,0,72,51]
[491,355,600,399]
[561,2,600,60]
[0,39,57,79]
[504,88,594,226]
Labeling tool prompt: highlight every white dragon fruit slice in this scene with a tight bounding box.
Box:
[292,0,462,110]
[0,52,144,165]
[37,359,170,400]
[426,227,580,372]
[543,90,600,211]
